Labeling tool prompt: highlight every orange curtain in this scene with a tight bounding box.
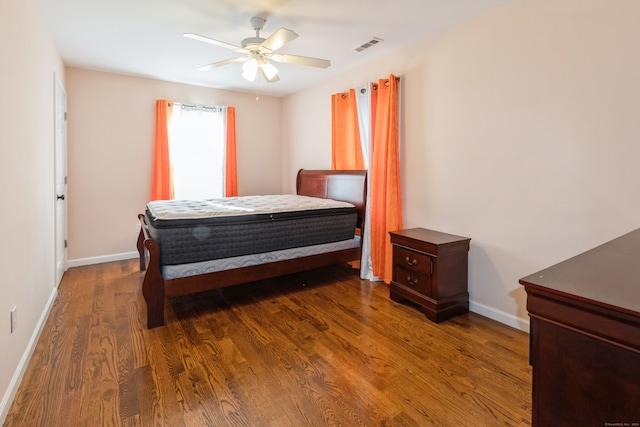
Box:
[370,75,402,283]
[225,106,238,197]
[151,99,174,200]
[331,89,365,170]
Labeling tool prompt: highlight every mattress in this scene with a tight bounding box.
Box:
[145,195,358,265]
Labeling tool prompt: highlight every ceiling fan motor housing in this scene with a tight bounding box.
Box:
[241,37,267,50]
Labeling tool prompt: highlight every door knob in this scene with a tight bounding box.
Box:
[57,194,65,200]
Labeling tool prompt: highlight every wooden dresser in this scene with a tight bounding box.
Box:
[520,229,640,426]
[389,228,470,322]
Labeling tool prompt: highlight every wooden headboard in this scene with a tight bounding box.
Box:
[296,169,367,229]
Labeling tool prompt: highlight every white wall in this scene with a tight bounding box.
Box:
[66,68,284,262]
[0,0,65,422]
[282,0,640,330]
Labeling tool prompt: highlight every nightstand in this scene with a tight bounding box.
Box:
[389,228,471,322]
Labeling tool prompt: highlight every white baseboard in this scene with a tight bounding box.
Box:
[67,251,139,268]
[469,300,530,333]
[0,287,58,425]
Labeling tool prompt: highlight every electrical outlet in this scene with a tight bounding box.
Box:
[10,306,17,333]
[136,223,141,233]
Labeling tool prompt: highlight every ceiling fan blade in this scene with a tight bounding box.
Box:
[198,57,248,71]
[184,33,245,52]
[272,53,330,69]
[261,28,298,52]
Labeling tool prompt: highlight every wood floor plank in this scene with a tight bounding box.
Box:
[4,260,532,426]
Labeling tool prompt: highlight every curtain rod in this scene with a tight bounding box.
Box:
[174,102,223,112]
[336,76,401,97]
[373,76,401,89]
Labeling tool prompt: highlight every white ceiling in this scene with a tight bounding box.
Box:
[40,0,510,97]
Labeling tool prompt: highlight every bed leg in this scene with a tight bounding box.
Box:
[142,239,165,328]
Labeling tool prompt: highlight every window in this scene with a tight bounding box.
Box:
[168,104,226,199]
[152,100,237,201]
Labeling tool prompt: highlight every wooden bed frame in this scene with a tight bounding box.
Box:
[136,169,367,328]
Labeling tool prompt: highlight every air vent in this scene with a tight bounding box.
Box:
[354,37,384,52]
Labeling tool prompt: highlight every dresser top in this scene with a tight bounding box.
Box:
[520,228,640,317]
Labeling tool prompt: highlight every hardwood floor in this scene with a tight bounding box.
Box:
[4,260,532,426]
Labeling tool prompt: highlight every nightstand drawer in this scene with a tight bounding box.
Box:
[393,246,431,274]
[393,265,430,296]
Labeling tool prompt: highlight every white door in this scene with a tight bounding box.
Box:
[55,76,67,287]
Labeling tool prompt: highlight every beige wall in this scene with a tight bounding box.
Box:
[283,0,640,329]
[65,69,283,261]
[0,0,65,421]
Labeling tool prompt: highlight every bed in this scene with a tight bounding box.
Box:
[136,169,367,328]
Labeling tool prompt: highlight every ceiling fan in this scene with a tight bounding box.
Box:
[184,16,331,83]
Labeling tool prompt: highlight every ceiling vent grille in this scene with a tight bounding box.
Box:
[354,37,384,52]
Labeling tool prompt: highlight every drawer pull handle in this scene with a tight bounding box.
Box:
[405,257,418,266]
[406,276,419,286]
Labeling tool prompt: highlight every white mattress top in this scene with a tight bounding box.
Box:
[147,194,355,221]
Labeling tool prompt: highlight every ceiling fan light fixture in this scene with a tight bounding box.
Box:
[261,61,279,81]
[242,58,259,81]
